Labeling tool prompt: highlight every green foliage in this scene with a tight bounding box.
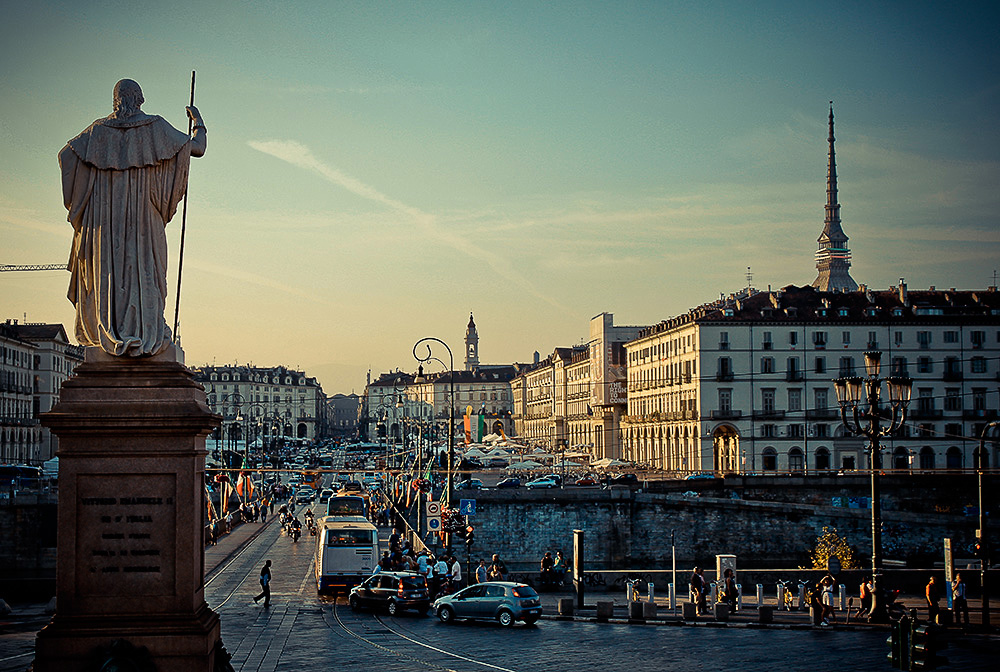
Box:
[810,526,858,570]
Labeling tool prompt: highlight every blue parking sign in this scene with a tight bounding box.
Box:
[459,499,476,516]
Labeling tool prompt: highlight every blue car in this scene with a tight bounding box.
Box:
[433,582,542,626]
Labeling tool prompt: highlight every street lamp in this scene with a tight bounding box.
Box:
[221,393,245,463]
[413,338,455,512]
[833,350,912,623]
[977,421,998,628]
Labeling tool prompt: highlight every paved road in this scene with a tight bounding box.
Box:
[2,512,995,671]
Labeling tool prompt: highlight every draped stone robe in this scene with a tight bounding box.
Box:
[60,114,191,356]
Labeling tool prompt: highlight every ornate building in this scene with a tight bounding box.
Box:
[192,364,327,445]
[622,282,1000,474]
[812,104,858,292]
[0,320,83,465]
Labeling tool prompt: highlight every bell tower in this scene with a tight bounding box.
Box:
[812,103,858,292]
[464,313,479,370]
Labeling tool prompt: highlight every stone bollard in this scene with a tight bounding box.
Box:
[596,601,614,622]
[682,601,697,620]
[642,601,657,620]
[714,603,730,622]
[557,598,574,616]
[758,605,773,624]
[628,600,644,621]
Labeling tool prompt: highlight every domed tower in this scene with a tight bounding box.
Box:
[812,103,858,292]
[464,312,480,371]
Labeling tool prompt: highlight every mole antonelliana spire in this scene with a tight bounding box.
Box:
[811,102,858,292]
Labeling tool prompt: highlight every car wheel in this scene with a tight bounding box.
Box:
[349,595,360,611]
[438,606,455,624]
[387,599,398,616]
[524,615,539,625]
[497,609,514,627]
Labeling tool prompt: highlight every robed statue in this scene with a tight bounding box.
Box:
[59,79,206,357]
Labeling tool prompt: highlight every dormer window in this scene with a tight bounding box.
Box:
[838,308,849,317]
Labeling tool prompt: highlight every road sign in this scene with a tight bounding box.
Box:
[426,501,441,517]
[459,499,476,516]
[427,516,441,532]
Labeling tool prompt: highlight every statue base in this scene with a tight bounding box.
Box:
[34,350,223,672]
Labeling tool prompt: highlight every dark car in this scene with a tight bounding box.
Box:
[607,473,639,486]
[348,572,430,616]
[495,477,521,489]
[433,581,542,626]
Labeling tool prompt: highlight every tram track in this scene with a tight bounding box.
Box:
[324,598,521,672]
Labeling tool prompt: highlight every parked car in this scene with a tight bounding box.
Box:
[542,473,563,486]
[433,581,542,627]
[495,477,521,489]
[525,477,559,489]
[574,475,597,486]
[605,473,639,486]
[455,478,484,491]
[348,572,430,616]
[684,472,716,481]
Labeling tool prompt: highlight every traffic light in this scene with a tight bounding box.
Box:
[910,622,947,670]
[465,525,475,548]
[886,615,909,669]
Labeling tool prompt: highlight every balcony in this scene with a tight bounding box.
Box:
[806,409,839,420]
[786,371,804,382]
[753,410,786,420]
[963,409,998,420]
[711,410,743,420]
[909,408,943,420]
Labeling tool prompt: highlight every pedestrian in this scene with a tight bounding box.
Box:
[434,555,450,595]
[952,573,969,627]
[487,562,504,581]
[690,566,705,615]
[722,567,739,612]
[857,576,873,619]
[553,550,566,584]
[475,559,488,584]
[925,575,940,623]
[253,559,272,607]
[389,528,401,553]
[490,553,508,580]
[819,572,836,624]
[374,551,390,574]
[450,555,463,589]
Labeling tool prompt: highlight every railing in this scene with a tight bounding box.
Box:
[753,410,786,420]
[710,410,742,420]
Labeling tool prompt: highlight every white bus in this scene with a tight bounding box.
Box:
[314,515,379,593]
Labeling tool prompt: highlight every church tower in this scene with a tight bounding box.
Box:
[464,313,480,370]
[811,103,858,292]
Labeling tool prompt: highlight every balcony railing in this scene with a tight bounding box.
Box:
[909,408,943,420]
[805,409,839,420]
[711,410,742,420]
[716,371,734,382]
[753,410,786,420]
[963,409,998,420]
[942,371,964,382]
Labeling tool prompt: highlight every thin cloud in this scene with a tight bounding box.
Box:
[247,139,572,314]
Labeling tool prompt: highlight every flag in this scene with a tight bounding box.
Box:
[205,485,217,522]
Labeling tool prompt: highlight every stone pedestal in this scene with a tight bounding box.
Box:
[34,347,222,672]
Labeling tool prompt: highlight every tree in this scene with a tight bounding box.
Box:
[810,526,858,569]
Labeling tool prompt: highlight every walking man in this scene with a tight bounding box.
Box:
[952,572,969,627]
[254,559,272,607]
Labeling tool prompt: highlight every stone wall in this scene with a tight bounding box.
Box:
[463,474,995,572]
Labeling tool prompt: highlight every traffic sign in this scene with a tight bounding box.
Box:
[426,501,441,517]
[427,516,441,531]
[459,499,476,516]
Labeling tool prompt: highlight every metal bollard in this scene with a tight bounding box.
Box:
[777,584,786,610]
[756,584,764,610]
[798,583,807,611]
[839,584,847,611]
[710,581,718,605]
[736,583,743,611]
[648,582,655,603]
[668,582,676,610]
[625,579,637,603]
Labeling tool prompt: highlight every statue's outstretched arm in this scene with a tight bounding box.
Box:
[186,106,207,157]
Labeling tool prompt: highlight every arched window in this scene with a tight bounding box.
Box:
[788,447,804,472]
[892,446,910,470]
[946,446,963,470]
[762,447,777,471]
[815,447,831,471]
[919,446,935,470]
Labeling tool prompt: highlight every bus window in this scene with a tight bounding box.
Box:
[326,530,374,547]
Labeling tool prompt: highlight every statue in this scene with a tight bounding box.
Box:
[59,79,206,357]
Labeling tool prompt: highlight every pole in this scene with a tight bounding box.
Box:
[868,380,887,623]
[980,422,997,629]
[172,70,196,341]
[671,529,677,614]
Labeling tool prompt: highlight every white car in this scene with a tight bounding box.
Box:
[525,477,559,489]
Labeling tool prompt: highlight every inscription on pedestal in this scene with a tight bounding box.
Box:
[77,473,177,596]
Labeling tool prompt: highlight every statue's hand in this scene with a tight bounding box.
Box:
[186,106,204,126]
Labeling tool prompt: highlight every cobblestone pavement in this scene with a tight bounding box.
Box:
[1,514,995,671]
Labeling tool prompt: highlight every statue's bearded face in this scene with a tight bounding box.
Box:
[112,79,144,119]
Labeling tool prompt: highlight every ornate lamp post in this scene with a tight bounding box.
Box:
[978,421,998,628]
[413,338,455,510]
[221,393,245,464]
[833,350,912,623]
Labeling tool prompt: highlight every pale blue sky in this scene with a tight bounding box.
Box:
[1,1,998,393]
